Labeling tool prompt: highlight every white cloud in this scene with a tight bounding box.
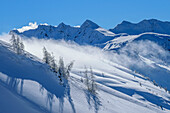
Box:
[40,23,49,26]
[17,22,38,33]
[73,25,80,28]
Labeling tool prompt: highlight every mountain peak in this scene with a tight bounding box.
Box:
[139,19,161,25]
[110,19,170,35]
[57,22,67,28]
[141,19,160,22]
[121,20,132,24]
[81,19,99,29]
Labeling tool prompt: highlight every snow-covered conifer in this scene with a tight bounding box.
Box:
[10,34,17,52]
[43,47,51,64]
[58,57,65,77]
[84,67,97,94]
[65,61,74,78]
[50,53,58,72]
[10,34,24,54]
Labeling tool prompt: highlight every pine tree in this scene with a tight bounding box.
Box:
[65,61,74,78]
[84,66,90,90]
[84,67,97,94]
[43,47,51,64]
[42,48,59,73]
[10,34,24,55]
[16,36,21,54]
[42,49,74,82]
[10,34,17,52]
[20,38,24,54]
[58,57,65,77]
[89,67,97,94]
[57,57,74,81]
[50,53,57,72]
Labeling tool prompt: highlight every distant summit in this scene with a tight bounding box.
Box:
[80,19,100,29]
[10,19,113,45]
[110,19,170,35]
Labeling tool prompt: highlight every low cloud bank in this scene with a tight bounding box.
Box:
[113,40,170,67]
[0,34,169,70]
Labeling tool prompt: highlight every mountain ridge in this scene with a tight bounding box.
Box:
[110,19,170,35]
[10,19,170,51]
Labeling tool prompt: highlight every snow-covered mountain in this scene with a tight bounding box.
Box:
[103,32,170,51]
[0,39,170,113]
[10,19,170,51]
[10,20,115,46]
[109,19,170,35]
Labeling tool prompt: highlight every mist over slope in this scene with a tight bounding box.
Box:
[19,38,170,91]
[0,34,169,90]
[0,37,170,113]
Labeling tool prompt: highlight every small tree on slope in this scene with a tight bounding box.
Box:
[65,61,74,78]
[16,36,24,54]
[10,34,17,52]
[58,57,74,82]
[58,57,65,79]
[10,34,24,55]
[43,47,51,64]
[50,53,58,72]
[84,67,97,94]
[42,48,74,82]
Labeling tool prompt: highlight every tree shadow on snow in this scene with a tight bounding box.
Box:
[111,86,170,110]
[0,45,76,112]
[3,75,76,113]
[84,90,102,113]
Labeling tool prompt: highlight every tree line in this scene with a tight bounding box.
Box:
[43,47,74,82]
[10,34,97,94]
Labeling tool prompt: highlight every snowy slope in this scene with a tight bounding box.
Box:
[0,40,170,113]
[103,32,170,51]
[109,19,170,35]
[103,38,170,90]
[0,81,43,113]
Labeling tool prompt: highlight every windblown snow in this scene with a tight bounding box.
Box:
[0,19,170,113]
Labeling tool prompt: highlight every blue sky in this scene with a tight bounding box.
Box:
[0,0,170,34]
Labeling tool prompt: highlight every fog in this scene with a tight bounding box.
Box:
[0,33,169,71]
